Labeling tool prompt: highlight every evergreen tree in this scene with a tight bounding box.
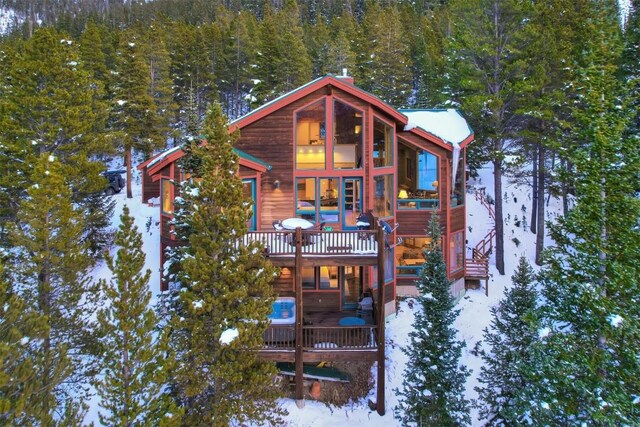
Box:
[0,261,49,425]
[253,0,311,105]
[519,2,640,423]
[168,21,215,119]
[475,257,539,425]
[111,29,163,198]
[96,205,183,426]
[8,154,100,425]
[168,102,285,425]
[0,27,110,249]
[446,0,531,275]
[143,21,178,143]
[363,4,412,106]
[395,214,471,426]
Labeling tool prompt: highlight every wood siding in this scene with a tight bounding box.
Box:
[303,291,341,311]
[234,86,376,229]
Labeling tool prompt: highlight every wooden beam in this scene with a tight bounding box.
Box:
[376,227,386,416]
[294,227,304,407]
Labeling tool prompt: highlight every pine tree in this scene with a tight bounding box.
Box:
[363,4,412,107]
[111,29,163,198]
[395,214,471,426]
[0,27,110,249]
[253,0,311,105]
[520,2,640,423]
[168,102,285,425]
[96,205,183,426]
[143,21,177,143]
[475,257,539,425]
[0,261,49,425]
[8,154,100,425]
[446,0,531,275]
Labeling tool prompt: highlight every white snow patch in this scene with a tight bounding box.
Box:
[608,314,623,328]
[219,328,239,345]
[402,109,473,145]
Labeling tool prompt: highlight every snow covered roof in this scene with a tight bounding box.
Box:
[400,109,473,146]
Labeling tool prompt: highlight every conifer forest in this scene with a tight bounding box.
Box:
[0,0,639,425]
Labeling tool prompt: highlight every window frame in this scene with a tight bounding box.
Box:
[295,99,327,171]
[242,178,257,231]
[161,178,173,215]
[373,116,394,169]
[332,98,364,170]
[449,230,465,273]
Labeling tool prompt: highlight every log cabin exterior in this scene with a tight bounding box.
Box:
[139,75,476,414]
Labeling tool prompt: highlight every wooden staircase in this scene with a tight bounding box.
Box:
[465,189,494,295]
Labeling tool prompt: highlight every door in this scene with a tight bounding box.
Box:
[242,179,256,231]
[342,178,362,229]
[341,266,362,309]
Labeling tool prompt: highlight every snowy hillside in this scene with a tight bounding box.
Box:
[88,162,561,426]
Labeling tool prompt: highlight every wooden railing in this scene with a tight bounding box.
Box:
[261,325,378,351]
[473,228,496,259]
[244,230,378,256]
[466,258,489,278]
[303,326,377,350]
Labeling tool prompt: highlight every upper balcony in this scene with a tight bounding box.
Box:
[243,229,382,267]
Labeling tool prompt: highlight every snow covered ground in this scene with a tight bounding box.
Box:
[89,162,562,426]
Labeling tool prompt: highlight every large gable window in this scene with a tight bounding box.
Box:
[333,100,363,169]
[398,146,440,210]
[373,118,393,168]
[296,100,326,170]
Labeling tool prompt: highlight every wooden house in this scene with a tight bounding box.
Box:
[139,74,478,414]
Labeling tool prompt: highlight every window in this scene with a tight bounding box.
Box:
[397,145,439,210]
[296,100,326,170]
[449,231,464,272]
[372,249,394,286]
[296,178,317,221]
[333,100,363,169]
[319,178,338,223]
[374,174,394,218]
[451,154,465,207]
[161,179,173,215]
[296,177,339,223]
[343,178,362,228]
[302,266,339,290]
[373,118,393,168]
[396,237,432,276]
[242,179,256,231]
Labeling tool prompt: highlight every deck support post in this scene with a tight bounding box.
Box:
[294,227,304,406]
[376,227,385,416]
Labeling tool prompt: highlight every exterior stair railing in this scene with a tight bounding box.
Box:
[465,188,495,295]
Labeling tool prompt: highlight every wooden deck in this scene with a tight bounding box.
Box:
[244,230,379,266]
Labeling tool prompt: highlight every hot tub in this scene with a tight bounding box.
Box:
[268,297,296,324]
[265,297,296,343]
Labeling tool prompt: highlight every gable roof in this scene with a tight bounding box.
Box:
[229,75,408,131]
[139,145,272,177]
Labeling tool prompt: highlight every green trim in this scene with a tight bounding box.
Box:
[233,148,272,171]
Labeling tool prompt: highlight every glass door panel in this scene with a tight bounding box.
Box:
[342,178,362,229]
[341,266,362,309]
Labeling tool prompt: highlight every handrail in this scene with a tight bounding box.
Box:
[303,325,377,350]
[261,324,378,351]
[473,228,496,259]
[244,229,379,256]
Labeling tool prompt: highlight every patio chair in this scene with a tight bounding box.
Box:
[272,220,284,231]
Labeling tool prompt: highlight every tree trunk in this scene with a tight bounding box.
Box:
[494,157,505,275]
[561,158,570,216]
[535,146,545,265]
[530,145,538,234]
[126,147,133,199]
